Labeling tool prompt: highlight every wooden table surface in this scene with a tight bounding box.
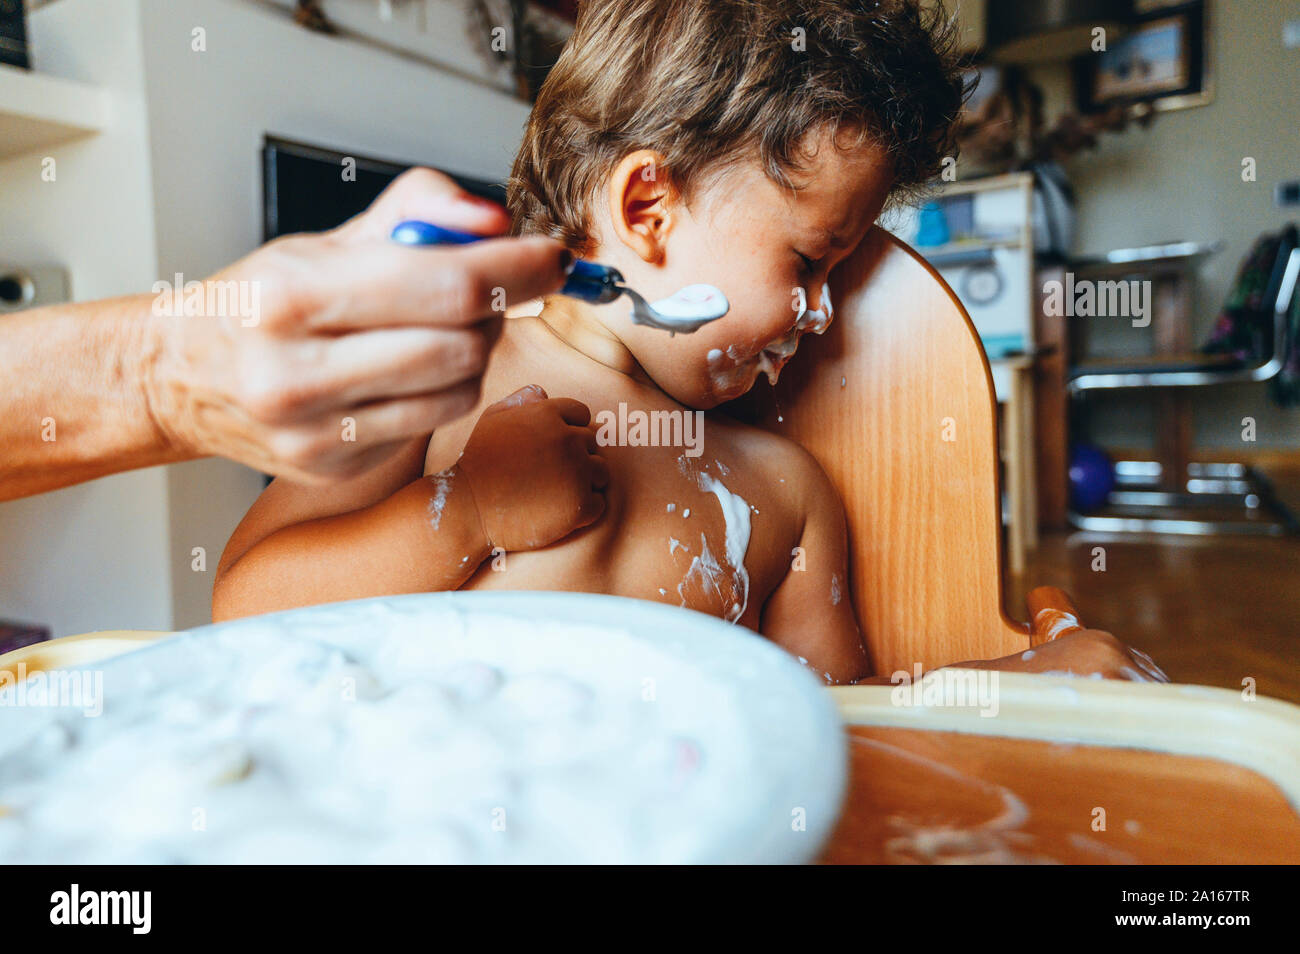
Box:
[821,725,1300,864]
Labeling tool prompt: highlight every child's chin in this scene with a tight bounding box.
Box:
[667,383,731,412]
[702,363,762,407]
[704,378,758,409]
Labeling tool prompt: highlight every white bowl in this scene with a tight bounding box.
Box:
[0,591,846,864]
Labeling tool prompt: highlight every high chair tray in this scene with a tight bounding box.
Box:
[823,678,1300,864]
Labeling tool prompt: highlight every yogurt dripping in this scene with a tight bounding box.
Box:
[676,471,752,624]
[705,285,835,395]
[756,283,835,387]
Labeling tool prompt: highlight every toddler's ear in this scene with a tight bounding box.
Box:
[606,149,673,265]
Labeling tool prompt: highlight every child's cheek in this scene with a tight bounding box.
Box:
[736,278,805,346]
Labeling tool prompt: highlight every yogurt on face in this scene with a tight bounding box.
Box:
[710,284,837,393]
[706,344,762,399]
[757,284,836,386]
[795,283,835,335]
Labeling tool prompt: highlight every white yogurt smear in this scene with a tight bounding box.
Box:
[427,469,455,530]
[756,283,836,387]
[795,282,835,334]
[677,472,752,624]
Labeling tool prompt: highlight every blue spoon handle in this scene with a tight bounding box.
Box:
[390,219,623,304]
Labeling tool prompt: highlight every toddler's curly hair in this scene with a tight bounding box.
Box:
[508,0,968,254]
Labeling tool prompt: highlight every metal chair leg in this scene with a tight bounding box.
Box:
[1068,460,1300,536]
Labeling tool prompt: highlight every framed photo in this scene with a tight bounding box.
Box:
[1074,0,1212,113]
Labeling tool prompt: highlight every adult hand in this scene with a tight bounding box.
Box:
[144,168,569,482]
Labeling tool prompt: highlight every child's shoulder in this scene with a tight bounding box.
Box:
[709,413,842,508]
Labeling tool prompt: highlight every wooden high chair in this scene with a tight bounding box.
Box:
[731,226,1073,675]
[731,229,1300,862]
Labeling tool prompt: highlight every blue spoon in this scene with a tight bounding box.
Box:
[390,220,728,334]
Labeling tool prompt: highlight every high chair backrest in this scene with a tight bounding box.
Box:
[730,227,1032,674]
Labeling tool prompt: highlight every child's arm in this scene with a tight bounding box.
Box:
[213,386,608,621]
[948,630,1169,681]
[756,449,1165,685]
[759,450,871,685]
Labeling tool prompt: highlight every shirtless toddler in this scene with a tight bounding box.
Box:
[214,0,1166,686]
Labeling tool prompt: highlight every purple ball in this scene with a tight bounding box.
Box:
[1069,444,1115,513]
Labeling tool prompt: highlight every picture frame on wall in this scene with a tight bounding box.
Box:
[1073,0,1213,114]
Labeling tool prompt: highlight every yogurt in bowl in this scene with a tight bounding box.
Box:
[0,592,846,864]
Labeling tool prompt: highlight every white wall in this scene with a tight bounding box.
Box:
[1,0,532,635]
[256,0,519,94]
[0,0,172,638]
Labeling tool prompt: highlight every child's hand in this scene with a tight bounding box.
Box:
[956,630,1169,682]
[456,385,609,550]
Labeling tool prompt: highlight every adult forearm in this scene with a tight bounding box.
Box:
[0,295,185,500]
[2,170,569,502]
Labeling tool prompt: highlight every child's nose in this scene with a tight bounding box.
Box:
[794,282,834,335]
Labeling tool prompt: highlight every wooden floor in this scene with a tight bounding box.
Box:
[1005,526,1300,706]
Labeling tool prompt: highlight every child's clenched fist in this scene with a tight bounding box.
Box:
[455,385,610,551]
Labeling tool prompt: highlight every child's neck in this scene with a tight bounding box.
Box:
[533,295,653,385]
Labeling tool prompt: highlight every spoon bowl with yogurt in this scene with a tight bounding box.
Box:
[390,220,729,334]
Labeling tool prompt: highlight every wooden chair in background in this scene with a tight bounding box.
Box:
[732,227,1076,675]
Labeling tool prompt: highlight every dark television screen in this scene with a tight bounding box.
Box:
[262,136,508,240]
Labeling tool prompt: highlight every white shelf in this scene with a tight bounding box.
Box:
[916,234,1027,263]
[0,63,109,159]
